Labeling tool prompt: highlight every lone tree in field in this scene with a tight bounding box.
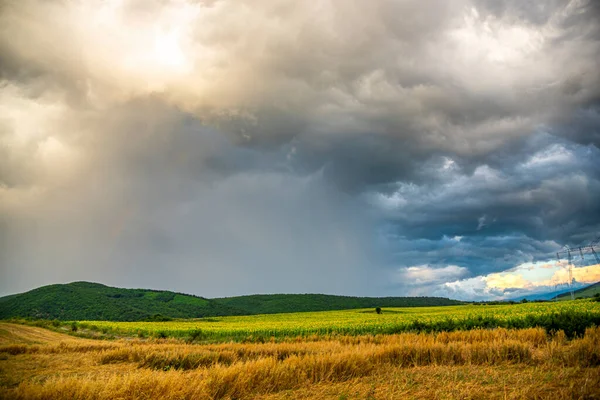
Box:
[375,307,382,314]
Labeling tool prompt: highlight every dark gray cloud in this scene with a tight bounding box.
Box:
[0,98,378,297]
[1,0,599,299]
[371,132,600,270]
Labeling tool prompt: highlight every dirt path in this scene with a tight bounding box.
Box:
[0,322,79,345]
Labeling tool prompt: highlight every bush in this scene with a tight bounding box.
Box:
[155,331,168,339]
[186,329,205,343]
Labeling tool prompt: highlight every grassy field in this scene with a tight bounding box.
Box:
[2,301,600,399]
[1,322,599,399]
[72,299,600,342]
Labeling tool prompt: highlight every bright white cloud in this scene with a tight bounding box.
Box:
[395,265,468,286]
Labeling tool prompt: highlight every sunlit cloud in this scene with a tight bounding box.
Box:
[541,264,600,287]
[484,273,532,290]
[438,262,600,300]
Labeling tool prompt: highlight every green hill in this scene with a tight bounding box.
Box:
[0,281,463,321]
[213,293,462,314]
[0,282,245,321]
[555,281,600,300]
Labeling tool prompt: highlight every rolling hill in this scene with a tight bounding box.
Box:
[214,293,462,314]
[0,281,463,321]
[0,282,243,321]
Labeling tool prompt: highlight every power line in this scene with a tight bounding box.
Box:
[555,235,600,300]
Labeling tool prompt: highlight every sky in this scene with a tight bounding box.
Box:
[1,0,599,300]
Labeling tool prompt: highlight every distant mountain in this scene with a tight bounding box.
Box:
[507,281,598,302]
[509,288,574,302]
[0,281,463,321]
[554,281,600,300]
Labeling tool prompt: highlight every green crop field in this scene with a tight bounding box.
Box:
[81,299,600,342]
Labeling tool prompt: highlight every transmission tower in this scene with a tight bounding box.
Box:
[556,235,600,300]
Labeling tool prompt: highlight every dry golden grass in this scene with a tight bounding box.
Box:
[0,323,85,345]
[1,322,599,399]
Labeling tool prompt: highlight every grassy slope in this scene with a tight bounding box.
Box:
[555,281,600,300]
[0,282,462,321]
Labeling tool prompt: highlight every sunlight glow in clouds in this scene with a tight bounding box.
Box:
[441,262,600,300]
[77,0,199,93]
[452,7,544,66]
[153,28,188,71]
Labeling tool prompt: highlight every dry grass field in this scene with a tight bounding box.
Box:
[1,322,600,399]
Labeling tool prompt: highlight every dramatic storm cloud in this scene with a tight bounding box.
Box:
[1,0,599,299]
